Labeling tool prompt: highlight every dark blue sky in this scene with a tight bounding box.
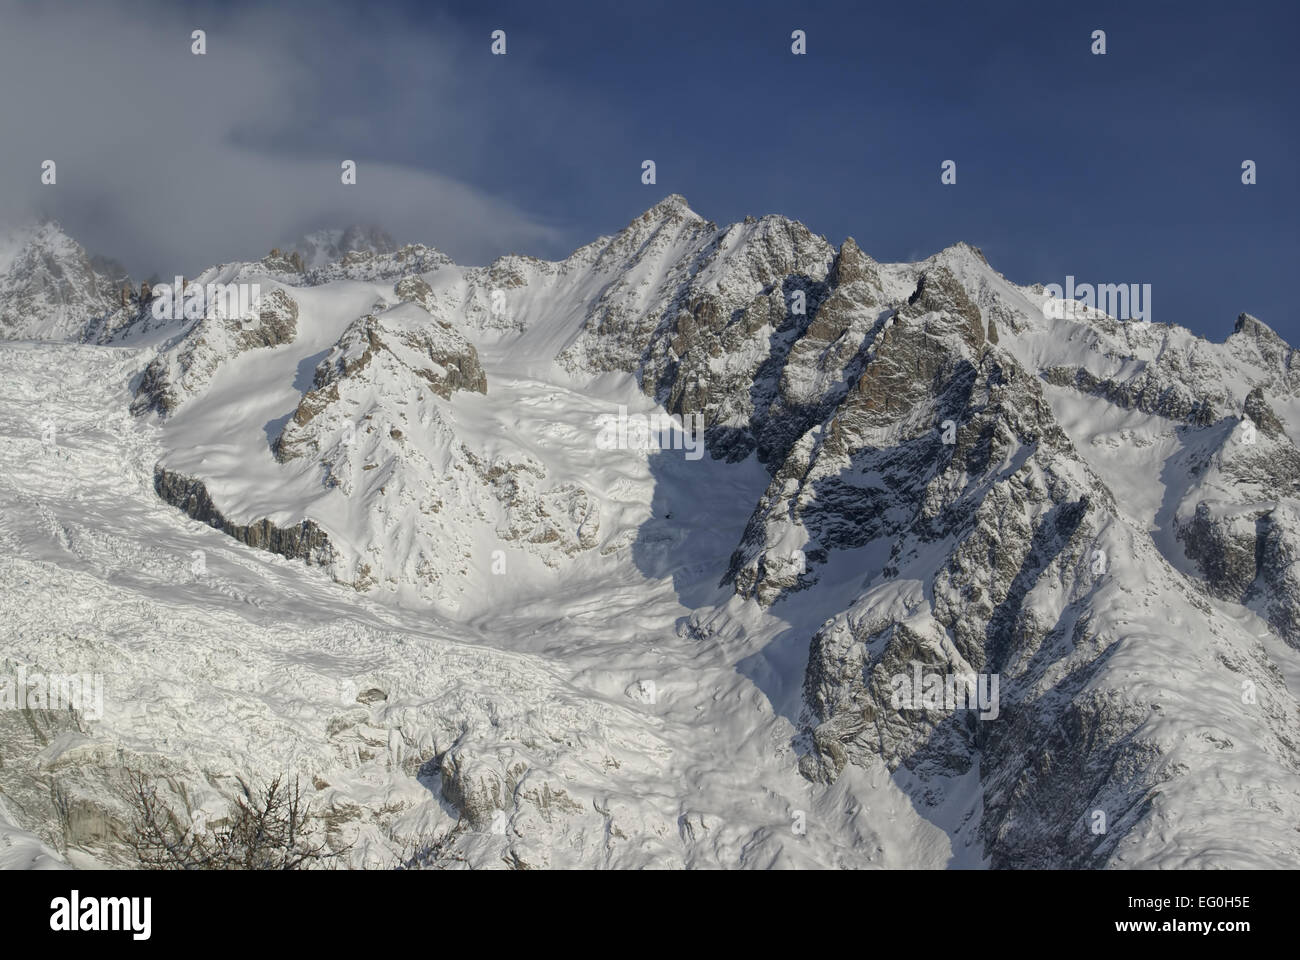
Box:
[286,0,1297,341]
[10,0,1297,343]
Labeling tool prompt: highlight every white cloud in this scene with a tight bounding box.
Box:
[0,0,562,273]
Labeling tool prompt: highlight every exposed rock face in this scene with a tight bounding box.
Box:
[1037,312,1300,434]
[460,449,600,558]
[1042,364,1219,426]
[154,466,335,564]
[774,314,1300,866]
[1178,500,1264,600]
[393,275,438,313]
[1244,385,1286,439]
[293,225,398,269]
[546,201,1300,868]
[723,264,998,604]
[133,288,300,416]
[302,243,452,285]
[320,309,485,400]
[1169,383,1300,648]
[1230,311,1294,371]
[561,198,847,464]
[0,222,125,341]
[793,415,1151,868]
[261,298,594,593]
[274,302,486,463]
[717,266,1182,868]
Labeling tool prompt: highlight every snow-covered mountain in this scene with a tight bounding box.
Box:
[0,222,130,341]
[2,196,1298,869]
[293,225,398,271]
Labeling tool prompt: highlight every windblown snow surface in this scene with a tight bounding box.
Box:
[2,198,1298,869]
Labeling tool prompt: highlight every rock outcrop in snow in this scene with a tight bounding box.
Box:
[132,288,300,416]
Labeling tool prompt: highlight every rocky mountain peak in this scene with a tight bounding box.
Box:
[642,193,701,223]
[1233,311,1282,343]
[0,220,125,341]
[293,224,398,270]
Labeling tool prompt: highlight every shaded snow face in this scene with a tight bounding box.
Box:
[2,198,1300,870]
[594,406,706,461]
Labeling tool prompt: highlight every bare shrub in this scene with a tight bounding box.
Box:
[126,771,343,870]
